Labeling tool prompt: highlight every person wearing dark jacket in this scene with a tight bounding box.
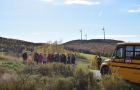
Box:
[67,54,70,64]
[71,54,76,66]
[61,54,66,64]
[97,55,102,70]
[33,52,39,64]
[22,52,28,63]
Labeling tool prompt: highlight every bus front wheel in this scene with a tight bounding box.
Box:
[101,66,111,75]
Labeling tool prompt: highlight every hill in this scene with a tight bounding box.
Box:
[0,36,43,53]
[63,39,124,57]
[0,36,124,56]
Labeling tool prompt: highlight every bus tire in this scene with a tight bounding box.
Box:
[101,66,111,75]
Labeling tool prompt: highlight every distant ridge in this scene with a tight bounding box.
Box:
[63,39,124,57]
[0,36,124,56]
[64,39,123,44]
[0,36,43,53]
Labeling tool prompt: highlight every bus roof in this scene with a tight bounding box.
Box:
[117,42,140,46]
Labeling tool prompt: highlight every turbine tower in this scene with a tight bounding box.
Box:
[79,29,82,40]
[85,34,87,40]
[102,27,105,40]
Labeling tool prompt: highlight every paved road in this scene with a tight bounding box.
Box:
[90,70,101,77]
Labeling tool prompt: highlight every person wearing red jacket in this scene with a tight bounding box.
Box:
[47,54,51,63]
[38,53,43,64]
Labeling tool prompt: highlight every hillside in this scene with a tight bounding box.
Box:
[63,39,124,57]
[0,36,124,56]
[0,36,43,53]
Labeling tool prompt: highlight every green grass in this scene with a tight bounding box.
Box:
[78,52,110,60]
[0,53,139,90]
[75,58,90,69]
[78,53,95,60]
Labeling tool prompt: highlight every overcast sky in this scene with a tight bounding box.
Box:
[0,0,140,43]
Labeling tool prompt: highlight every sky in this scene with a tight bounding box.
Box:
[0,0,140,43]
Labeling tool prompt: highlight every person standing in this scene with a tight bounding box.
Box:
[47,54,51,63]
[22,52,28,64]
[61,54,66,64]
[38,53,43,64]
[43,54,47,65]
[67,54,70,64]
[27,55,32,63]
[71,54,76,66]
[33,52,39,64]
[97,55,102,70]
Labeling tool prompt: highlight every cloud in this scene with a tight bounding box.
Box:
[128,8,140,13]
[98,12,102,17]
[42,0,53,2]
[64,0,100,5]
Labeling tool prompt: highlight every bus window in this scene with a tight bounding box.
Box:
[126,46,133,51]
[126,46,133,57]
[135,46,140,51]
[116,48,124,58]
[135,46,140,58]
[111,50,116,60]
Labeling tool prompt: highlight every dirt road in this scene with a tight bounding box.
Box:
[90,70,101,77]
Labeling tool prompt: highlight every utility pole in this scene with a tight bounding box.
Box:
[79,29,82,40]
[85,34,87,40]
[102,27,105,40]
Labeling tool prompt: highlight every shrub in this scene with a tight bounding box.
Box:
[0,68,6,76]
[100,74,134,90]
[90,56,98,70]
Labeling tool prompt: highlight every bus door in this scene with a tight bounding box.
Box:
[112,47,124,63]
[111,47,124,74]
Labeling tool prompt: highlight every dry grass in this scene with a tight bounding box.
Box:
[99,74,138,90]
[0,53,139,90]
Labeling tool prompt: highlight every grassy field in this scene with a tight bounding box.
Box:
[0,53,140,90]
[77,53,110,60]
[75,58,90,69]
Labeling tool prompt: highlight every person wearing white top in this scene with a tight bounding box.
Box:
[43,54,47,65]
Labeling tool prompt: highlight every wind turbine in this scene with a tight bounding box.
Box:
[79,28,83,40]
[85,34,87,40]
[102,27,105,40]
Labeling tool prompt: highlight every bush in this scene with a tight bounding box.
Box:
[0,62,99,90]
[90,56,98,70]
[100,74,135,90]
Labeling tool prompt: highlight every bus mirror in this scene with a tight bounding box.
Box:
[112,56,115,61]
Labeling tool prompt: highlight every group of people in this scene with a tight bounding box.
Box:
[22,52,76,66]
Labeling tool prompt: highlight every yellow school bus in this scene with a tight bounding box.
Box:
[100,42,140,84]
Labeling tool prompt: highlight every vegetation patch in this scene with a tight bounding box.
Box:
[0,52,139,90]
